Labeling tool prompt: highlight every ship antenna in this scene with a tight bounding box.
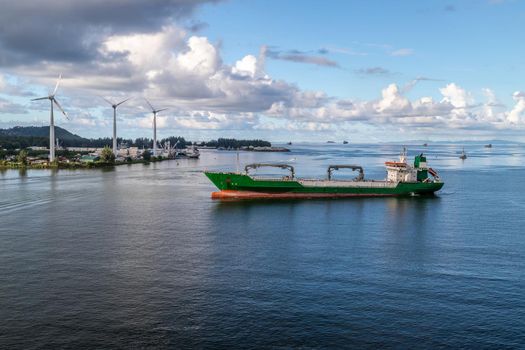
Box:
[401,146,407,163]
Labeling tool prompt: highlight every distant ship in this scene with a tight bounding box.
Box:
[423,143,428,147]
[287,142,292,145]
[204,149,444,199]
[327,141,336,143]
[343,141,349,144]
[485,144,492,148]
[459,148,467,160]
[178,145,200,159]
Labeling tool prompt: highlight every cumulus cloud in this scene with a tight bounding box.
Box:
[260,80,525,133]
[440,83,473,108]
[1,0,525,139]
[507,92,525,124]
[376,84,411,113]
[0,0,220,65]
[232,55,258,78]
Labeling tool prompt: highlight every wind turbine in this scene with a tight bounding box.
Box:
[102,97,130,156]
[31,74,68,162]
[144,98,167,156]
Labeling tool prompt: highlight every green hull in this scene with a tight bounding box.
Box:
[205,172,444,199]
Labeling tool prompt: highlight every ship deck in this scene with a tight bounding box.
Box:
[299,179,398,188]
[249,176,398,188]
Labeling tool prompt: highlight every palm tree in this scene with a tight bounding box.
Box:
[100,146,115,164]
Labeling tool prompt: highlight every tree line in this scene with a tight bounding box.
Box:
[198,138,271,148]
[0,135,271,151]
[0,135,189,150]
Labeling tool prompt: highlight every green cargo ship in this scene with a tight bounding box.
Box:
[205,150,443,199]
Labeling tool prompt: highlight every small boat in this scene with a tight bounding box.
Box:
[287,142,292,145]
[326,141,335,144]
[343,141,349,144]
[459,148,467,160]
[423,143,428,147]
[177,145,200,159]
[485,144,492,148]
[204,148,444,199]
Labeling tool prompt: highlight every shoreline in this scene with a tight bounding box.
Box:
[0,157,177,170]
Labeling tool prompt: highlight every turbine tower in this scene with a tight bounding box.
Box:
[102,97,130,156]
[31,75,68,162]
[145,98,167,156]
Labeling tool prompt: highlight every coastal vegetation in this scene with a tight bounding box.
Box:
[0,148,167,169]
[0,126,271,152]
[199,138,271,149]
[0,126,190,150]
[99,146,116,164]
[16,149,28,166]
[0,126,279,170]
[142,149,152,161]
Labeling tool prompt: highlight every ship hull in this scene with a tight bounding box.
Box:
[205,172,444,200]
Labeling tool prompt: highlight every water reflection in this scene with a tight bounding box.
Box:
[18,167,27,178]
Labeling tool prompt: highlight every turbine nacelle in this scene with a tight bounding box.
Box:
[31,74,69,120]
[144,98,168,115]
[102,96,130,109]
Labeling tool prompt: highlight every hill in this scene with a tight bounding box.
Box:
[0,126,87,142]
[0,125,271,151]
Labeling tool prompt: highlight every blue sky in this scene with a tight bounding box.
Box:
[0,0,524,142]
[198,0,524,101]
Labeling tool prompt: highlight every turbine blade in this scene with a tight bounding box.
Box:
[144,98,155,111]
[53,98,69,120]
[116,97,130,107]
[156,108,168,113]
[31,96,49,101]
[101,96,115,106]
[52,73,62,96]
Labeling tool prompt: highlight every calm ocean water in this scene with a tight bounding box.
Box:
[1,143,524,349]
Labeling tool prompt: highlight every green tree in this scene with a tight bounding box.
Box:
[17,149,28,166]
[100,146,115,164]
[142,149,151,161]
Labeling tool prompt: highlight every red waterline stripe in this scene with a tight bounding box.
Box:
[211,190,397,200]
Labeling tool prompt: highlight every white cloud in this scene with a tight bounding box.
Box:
[232,55,258,78]
[259,81,525,133]
[3,23,525,139]
[176,36,220,76]
[480,88,504,123]
[507,91,525,124]
[104,26,186,70]
[376,84,410,113]
[440,83,472,108]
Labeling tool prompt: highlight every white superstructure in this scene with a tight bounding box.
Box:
[385,148,417,183]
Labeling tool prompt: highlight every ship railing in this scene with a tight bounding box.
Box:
[250,176,295,181]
